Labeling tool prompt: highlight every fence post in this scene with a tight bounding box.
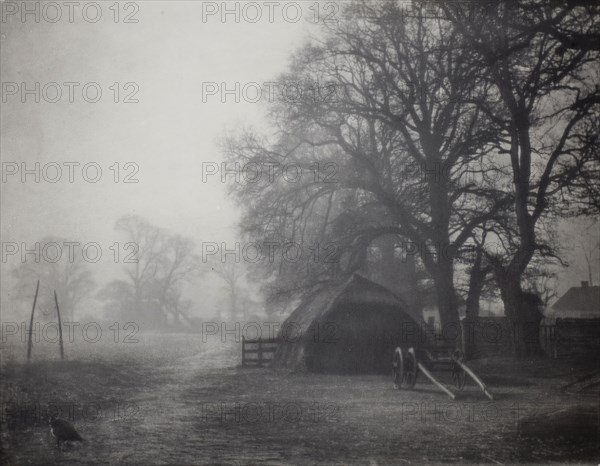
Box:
[27,280,40,362]
[54,291,65,360]
[257,337,263,367]
[242,336,246,367]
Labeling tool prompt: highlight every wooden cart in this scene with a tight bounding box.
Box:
[392,345,493,400]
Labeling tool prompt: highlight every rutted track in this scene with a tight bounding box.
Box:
[2,337,598,465]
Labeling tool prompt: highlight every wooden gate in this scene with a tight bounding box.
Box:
[241,337,278,367]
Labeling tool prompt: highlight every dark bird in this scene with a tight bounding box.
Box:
[49,416,84,448]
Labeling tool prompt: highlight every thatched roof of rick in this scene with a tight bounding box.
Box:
[273,273,429,374]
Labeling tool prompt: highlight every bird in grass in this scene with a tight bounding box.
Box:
[48,415,84,449]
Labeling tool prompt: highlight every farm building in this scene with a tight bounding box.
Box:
[273,273,430,374]
[541,281,600,358]
[547,281,600,319]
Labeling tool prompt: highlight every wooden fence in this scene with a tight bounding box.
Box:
[540,319,600,359]
[241,337,278,367]
[540,324,557,358]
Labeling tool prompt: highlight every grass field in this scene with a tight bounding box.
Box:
[1,334,598,465]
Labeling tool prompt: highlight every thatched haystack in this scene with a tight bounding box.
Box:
[273,274,429,374]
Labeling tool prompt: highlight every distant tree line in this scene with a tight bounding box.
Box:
[98,215,201,328]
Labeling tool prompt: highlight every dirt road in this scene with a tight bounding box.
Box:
[1,336,598,465]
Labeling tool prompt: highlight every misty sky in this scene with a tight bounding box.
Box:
[0,2,320,318]
[1,2,598,320]
[1,3,314,238]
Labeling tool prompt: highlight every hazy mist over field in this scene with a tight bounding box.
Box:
[1,3,316,321]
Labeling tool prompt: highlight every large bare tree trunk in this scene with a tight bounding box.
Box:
[428,176,461,342]
[496,269,543,359]
[463,248,488,359]
[498,277,527,358]
[432,259,460,343]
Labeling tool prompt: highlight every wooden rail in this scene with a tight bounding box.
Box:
[540,322,600,359]
[242,337,278,367]
[540,325,557,358]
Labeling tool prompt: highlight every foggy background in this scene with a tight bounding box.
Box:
[1,2,598,323]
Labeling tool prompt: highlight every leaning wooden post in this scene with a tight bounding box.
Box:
[27,280,40,361]
[242,336,246,367]
[451,357,494,400]
[257,337,263,367]
[54,290,64,359]
[417,362,456,400]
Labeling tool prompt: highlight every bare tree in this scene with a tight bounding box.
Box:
[225,1,509,332]
[12,236,95,321]
[445,1,600,356]
[208,260,246,320]
[526,271,558,309]
[99,216,199,328]
[113,215,165,320]
[575,220,600,285]
[152,235,201,322]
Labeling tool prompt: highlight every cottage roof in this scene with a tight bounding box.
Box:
[552,284,600,313]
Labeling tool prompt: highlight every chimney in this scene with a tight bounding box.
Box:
[581,281,589,288]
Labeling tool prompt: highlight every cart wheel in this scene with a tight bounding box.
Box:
[452,349,466,390]
[405,347,417,389]
[392,347,404,389]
